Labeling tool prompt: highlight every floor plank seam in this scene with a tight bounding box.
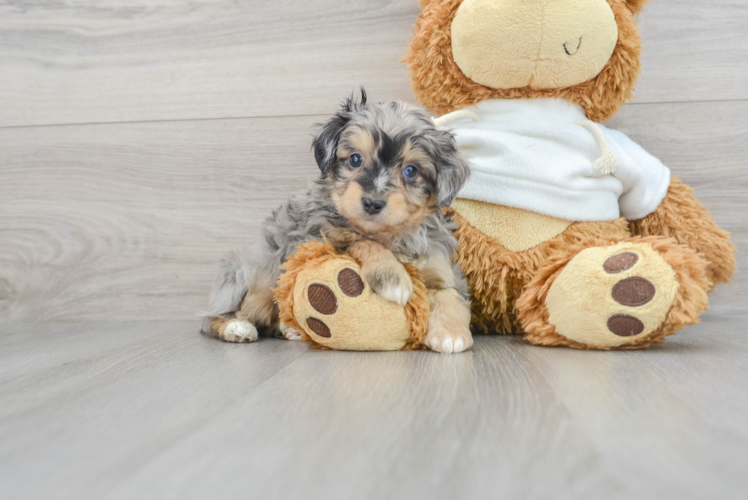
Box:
[2,98,747,131]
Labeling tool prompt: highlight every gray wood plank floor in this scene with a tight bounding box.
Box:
[1,315,747,499]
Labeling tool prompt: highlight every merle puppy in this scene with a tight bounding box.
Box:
[203,91,473,353]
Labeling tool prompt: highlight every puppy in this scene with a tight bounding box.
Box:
[203,91,473,353]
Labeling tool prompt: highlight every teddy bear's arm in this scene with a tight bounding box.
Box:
[629,176,736,290]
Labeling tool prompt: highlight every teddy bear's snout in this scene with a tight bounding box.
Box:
[450,0,618,90]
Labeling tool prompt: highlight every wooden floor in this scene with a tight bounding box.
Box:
[1,1,747,498]
[1,314,747,499]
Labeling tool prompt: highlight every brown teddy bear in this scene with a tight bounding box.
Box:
[404,0,736,349]
[276,0,735,351]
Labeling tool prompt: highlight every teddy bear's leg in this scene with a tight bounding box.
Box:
[630,176,736,290]
[292,258,418,351]
[517,237,711,350]
[275,242,431,351]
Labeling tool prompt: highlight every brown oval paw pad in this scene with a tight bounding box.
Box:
[603,252,639,274]
[607,314,645,337]
[306,317,332,338]
[612,277,656,306]
[338,268,364,297]
[308,284,337,315]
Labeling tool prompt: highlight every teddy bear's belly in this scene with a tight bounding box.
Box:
[451,199,571,251]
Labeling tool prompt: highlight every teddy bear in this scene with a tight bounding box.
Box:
[403,0,736,349]
[275,0,735,351]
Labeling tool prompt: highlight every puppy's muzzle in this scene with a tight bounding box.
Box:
[362,197,386,215]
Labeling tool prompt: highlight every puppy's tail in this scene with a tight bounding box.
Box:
[201,250,252,335]
[200,316,225,338]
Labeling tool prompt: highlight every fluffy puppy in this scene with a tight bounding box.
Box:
[203,91,473,353]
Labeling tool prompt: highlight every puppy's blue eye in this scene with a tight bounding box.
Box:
[403,164,418,180]
[350,154,363,168]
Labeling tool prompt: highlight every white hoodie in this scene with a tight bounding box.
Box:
[440,98,671,222]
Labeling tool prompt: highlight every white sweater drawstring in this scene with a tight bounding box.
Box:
[575,119,620,175]
[433,109,481,129]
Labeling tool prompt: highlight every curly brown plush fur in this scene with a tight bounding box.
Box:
[403,0,643,121]
[630,176,736,290]
[625,0,650,14]
[274,240,430,351]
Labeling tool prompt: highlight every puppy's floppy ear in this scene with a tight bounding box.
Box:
[428,129,470,207]
[312,88,367,178]
[312,112,349,178]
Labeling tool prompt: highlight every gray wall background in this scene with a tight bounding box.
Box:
[1,0,745,323]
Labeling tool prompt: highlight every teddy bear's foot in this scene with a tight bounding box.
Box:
[518,238,710,350]
[288,257,417,351]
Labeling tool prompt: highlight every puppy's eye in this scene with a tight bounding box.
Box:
[349,153,363,168]
[403,164,418,180]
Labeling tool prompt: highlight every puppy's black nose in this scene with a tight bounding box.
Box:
[362,197,386,215]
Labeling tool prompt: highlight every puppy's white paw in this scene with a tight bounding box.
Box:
[284,328,303,341]
[377,281,413,306]
[223,320,259,343]
[280,322,303,341]
[366,265,413,305]
[425,326,473,354]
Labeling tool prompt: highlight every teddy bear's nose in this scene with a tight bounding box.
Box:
[563,37,582,56]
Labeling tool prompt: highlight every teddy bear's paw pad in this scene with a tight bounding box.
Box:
[337,268,364,297]
[293,259,411,351]
[545,244,679,348]
[607,314,645,337]
[222,320,259,343]
[306,317,331,338]
[611,277,656,308]
[603,252,639,274]
[307,284,338,314]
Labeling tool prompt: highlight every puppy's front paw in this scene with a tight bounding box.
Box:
[365,263,413,306]
[424,289,473,354]
[425,325,473,354]
[425,294,473,354]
